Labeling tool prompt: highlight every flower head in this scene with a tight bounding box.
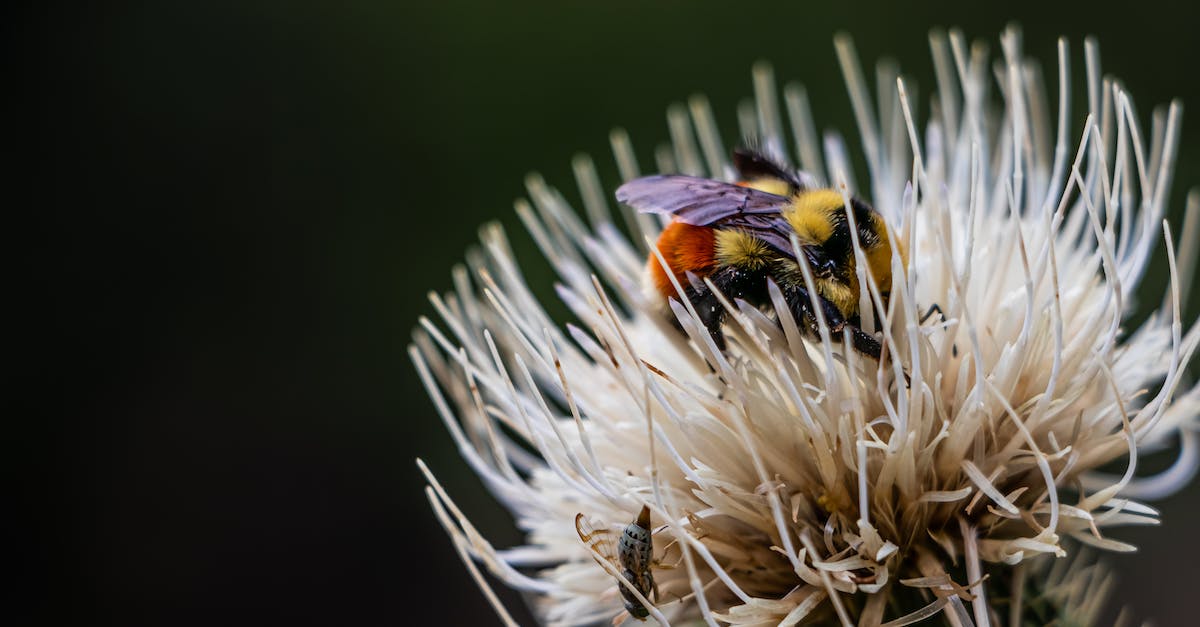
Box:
[414,27,1199,626]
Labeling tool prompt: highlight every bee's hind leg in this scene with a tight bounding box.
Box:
[682,266,771,352]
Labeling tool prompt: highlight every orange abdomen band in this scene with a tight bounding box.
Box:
[648,221,716,299]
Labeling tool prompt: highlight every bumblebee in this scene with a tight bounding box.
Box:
[616,148,901,359]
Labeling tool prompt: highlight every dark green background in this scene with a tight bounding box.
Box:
[21,1,1199,625]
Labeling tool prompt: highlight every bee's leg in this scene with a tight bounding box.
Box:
[778,284,822,339]
[919,303,945,324]
[681,283,727,352]
[812,298,883,360]
[683,266,769,352]
[828,310,882,360]
[783,285,882,360]
[846,325,882,360]
[841,312,882,359]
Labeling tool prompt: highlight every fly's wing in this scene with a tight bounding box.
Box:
[616,175,797,255]
[575,513,619,568]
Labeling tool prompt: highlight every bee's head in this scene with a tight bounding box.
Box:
[784,190,898,294]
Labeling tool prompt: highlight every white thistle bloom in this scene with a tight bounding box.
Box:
[414,28,1200,626]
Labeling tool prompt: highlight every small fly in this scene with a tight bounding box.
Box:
[575,505,657,623]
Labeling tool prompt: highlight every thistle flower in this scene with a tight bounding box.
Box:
[413,27,1200,626]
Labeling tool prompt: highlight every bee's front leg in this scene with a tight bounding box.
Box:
[846,325,883,360]
[782,285,882,360]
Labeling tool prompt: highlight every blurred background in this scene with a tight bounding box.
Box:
[20,1,1199,625]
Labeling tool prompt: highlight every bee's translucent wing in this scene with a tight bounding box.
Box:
[616,175,799,257]
[575,512,618,567]
[616,175,789,224]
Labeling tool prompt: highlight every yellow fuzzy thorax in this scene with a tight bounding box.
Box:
[782,189,842,245]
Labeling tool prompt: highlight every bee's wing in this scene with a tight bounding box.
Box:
[616,175,799,258]
[616,175,789,224]
[575,513,618,567]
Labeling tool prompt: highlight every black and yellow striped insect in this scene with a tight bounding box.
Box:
[617,148,903,359]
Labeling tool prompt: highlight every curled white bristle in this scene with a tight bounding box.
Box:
[415,28,1198,626]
